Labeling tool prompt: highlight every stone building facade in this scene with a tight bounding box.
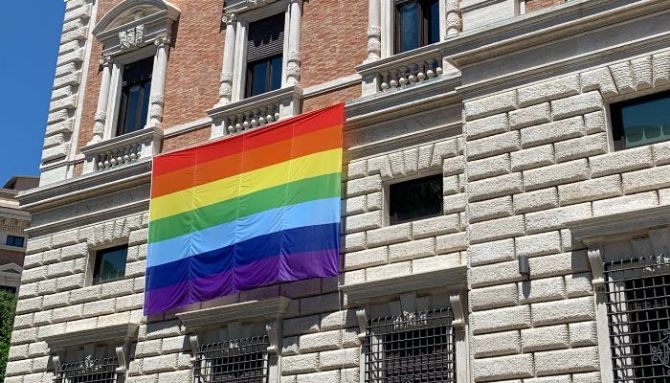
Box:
[7,0,670,382]
[0,177,37,293]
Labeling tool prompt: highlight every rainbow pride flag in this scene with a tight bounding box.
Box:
[144,104,344,315]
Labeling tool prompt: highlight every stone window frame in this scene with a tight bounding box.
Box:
[86,0,180,145]
[365,0,461,62]
[43,323,139,383]
[216,0,303,106]
[569,204,670,383]
[353,291,469,383]
[177,296,293,383]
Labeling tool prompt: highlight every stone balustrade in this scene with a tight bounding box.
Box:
[208,86,303,138]
[81,126,163,173]
[358,45,446,96]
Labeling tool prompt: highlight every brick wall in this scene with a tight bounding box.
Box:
[525,0,564,13]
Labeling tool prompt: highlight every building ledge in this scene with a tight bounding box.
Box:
[177,296,292,331]
[43,322,139,351]
[568,204,670,245]
[341,264,467,305]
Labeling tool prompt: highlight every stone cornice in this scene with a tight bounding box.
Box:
[177,297,292,331]
[568,205,670,245]
[43,323,139,351]
[340,264,467,304]
[19,159,151,214]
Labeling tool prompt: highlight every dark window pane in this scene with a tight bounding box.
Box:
[270,55,283,91]
[397,1,420,53]
[93,245,128,285]
[117,56,153,136]
[426,0,440,44]
[612,91,670,150]
[5,235,24,248]
[389,174,443,224]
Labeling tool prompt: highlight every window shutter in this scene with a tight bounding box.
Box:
[247,14,285,62]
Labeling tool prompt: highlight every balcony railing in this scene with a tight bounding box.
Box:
[358,45,447,96]
[81,126,162,173]
[208,86,303,139]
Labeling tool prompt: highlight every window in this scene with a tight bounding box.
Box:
[395,0,440,53]
[92,245,128,285]
[116,56,154,136]
[364,308,456,383]
[611,90,670,150]
[5,235,25,248]
[54,356,119,383]
[245,14,285,98]
[194,335,270,383]
[389,174,443,225]
[604,255,670,382]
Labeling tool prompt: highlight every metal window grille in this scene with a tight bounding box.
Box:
[54,356,119,383]
[604,255,670,382]
[364,308,456,383]
[194,335,270,383]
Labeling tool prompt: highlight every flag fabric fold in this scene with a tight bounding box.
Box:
[144,104,344,315]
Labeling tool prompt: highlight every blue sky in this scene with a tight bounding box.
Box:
[0,2,65,185]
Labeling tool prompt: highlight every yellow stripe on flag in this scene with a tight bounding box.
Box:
[150,148,343,221]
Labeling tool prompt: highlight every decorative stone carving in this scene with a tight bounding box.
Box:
[265,320,281,354]
[449,293,465,328]
[587,246,605,292]
[356,308,368,340]
[119,24,145,51]
[445,0,462,36]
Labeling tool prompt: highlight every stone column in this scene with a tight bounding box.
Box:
[219,13,237,104]
[148,36,170,128]
[285,0,302,85]
[366,0,382,62]
[88,55,113,145]
[446,0,462,37]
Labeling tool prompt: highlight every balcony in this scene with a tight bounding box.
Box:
[358,45,448,97]
[81,126,162,173]
[208,86,303,139]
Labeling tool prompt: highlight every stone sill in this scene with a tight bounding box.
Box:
[208,86,303,121]
[340,264,467,305]
[177,296,292,331]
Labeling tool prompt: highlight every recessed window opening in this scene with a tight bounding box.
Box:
[395,0,440,54]
[245,14,285,98]
[610,90,670,150]
[194,335,270,383]
[389,174,443,225]
[365,308,457,383]
[604,255,670,382]
[54,355,119,383]
[116,56,154,136]
[5,235,25,248]
[92,245,128,285]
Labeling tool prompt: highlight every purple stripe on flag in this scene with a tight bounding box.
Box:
[144,249,339,315]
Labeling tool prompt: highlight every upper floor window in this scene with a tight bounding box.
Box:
[389,174,443,225]
[604,255,670,382]
[5,235,25,248]
[245,14,285,98]
[116,56,154,136]
[395,0,440,53]
[364,308,457,383]
[194,335,270,383]
[611,90,670,150]
[92,245,128,285]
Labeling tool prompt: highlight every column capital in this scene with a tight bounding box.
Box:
[99,54,113,67]
[222,12,237,25]
[154,35,171,47]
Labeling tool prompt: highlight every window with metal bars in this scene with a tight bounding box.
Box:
[604,255,670,382]
[194,335,270,383]
[53,356,119,383]
[364,308,456,383]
